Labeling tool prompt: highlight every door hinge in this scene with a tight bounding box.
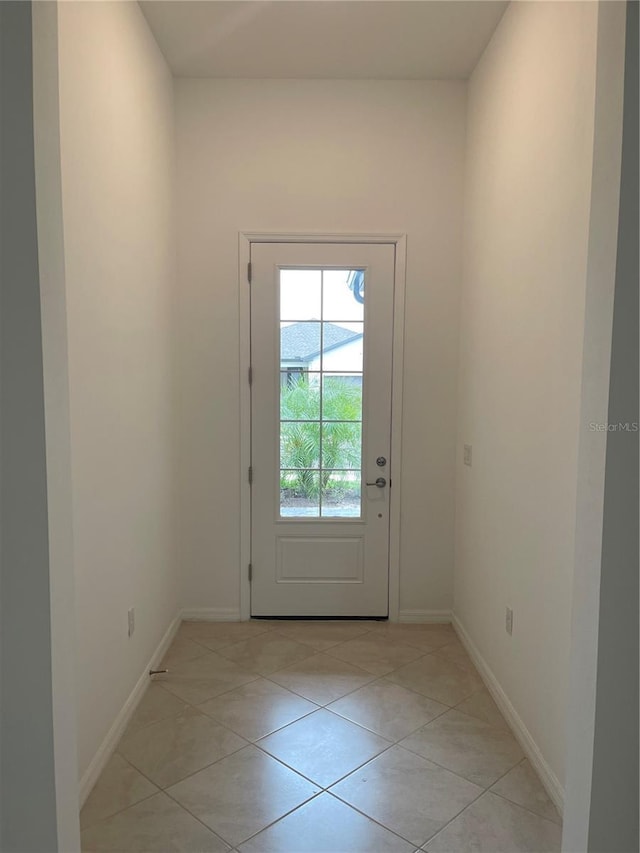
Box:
[247,261,252,283]
[248,466,253,484]
[248,365,253,385]
[248,563,253,582]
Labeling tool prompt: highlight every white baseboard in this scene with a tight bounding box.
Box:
[79,612,182,806]
[399,609,452,623]
[452,614,565,814]
[180,607,241,622]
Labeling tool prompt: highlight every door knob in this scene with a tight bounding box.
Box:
[366,477,387,488]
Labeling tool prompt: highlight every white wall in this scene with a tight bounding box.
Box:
[563,2,635,849]
[175,79,466,617]
[33,1,82,847]
[454,0,605,796]
[0,3,60,848]
[57,0,178,780]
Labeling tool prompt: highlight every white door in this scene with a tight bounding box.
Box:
[250,242,395,617]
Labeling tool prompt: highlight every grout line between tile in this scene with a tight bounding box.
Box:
[326,782,468,851]
[144,630,489,742]
[153,641,477,735]
[391,737,522,792]
[78,783,160,834]
[217,790,325,849]
[324,700,449,744]
[256,656,379,703]
[418,786,490,851]
[160,784,240,850]
[487,780,563,827]
[232,789,416,852]
[322,790,421,849]
[123,688,190,735]
[196,698,321,743]
[84,622,514,850]
[80,762,229,849]
[489,789,563,827]
[421,756,530,850]
[417,780,563,852]
[251,721,398,792]
[117,724,250,792]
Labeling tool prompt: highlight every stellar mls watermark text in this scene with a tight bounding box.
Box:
[589,422,639,432]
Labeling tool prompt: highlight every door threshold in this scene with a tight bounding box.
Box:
[250,615,389,621]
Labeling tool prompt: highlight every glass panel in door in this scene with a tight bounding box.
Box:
[279,269,364,519]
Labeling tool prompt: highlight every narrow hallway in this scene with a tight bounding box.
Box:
[80,621,561,852]
[1,2,635,851]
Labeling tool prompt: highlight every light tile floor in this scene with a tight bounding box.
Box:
[80,620,562,853]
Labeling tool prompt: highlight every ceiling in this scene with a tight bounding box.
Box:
[140,1,508,80]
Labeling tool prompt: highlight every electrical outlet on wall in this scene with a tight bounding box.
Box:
[463,444,473,466]
[128,607,135,637]
[505,606,513,635]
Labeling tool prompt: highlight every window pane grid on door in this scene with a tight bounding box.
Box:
[321,471,362,518]
[281,418,363,421]
[321,423,362,470]
[322,373,363,421]
[280,468,359,476]
[279,268,364,519]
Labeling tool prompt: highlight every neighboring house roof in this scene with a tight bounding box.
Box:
[281,322,363,362]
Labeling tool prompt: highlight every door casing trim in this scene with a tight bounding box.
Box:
[238,232,407,621]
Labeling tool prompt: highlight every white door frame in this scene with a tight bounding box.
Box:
[238,232,407,622]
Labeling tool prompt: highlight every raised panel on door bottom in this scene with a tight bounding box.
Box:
[276,537,364,583]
